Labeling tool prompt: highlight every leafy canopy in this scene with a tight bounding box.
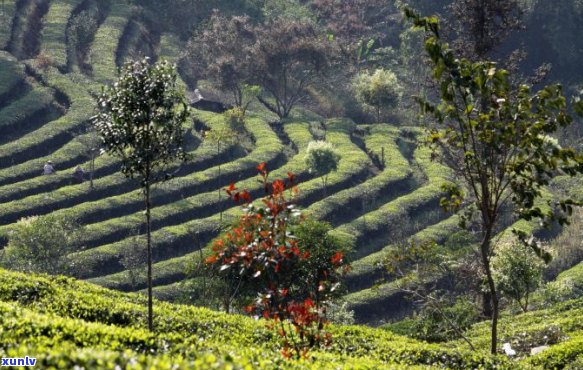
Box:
[305,140,341,177]
[92,58,189,184]
[1,215,83,275]
[406,8,583,353]
[353,68,403,121]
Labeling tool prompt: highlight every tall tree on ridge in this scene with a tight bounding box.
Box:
[407,10,583,354]
[93,58,189,331]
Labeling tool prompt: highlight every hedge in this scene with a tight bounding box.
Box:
[0,268,517,369]
[40,0,84,68]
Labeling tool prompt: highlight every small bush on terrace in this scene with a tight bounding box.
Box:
[353,68,403,122]
[0,214,83,276]
[305,140,341,196]
[493,239,545,313]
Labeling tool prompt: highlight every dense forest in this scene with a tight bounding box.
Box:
[1,0,583,368]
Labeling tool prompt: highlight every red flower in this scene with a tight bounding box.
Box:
[205,255,218,264]
[331,252,344,265]
[257,162,267,175]
[239,190,252,203]
[244,305,255,314]
[287,172,296,185]
[226,183,237,196]
[272,179,285,195]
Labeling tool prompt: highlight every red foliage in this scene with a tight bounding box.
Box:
[206,164,346,359]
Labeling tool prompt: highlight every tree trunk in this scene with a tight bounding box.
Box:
[89,152,95,190]
[482,291,493,318]
[480,229,499,355]
[218,142,222,223]
[145,180,153,331]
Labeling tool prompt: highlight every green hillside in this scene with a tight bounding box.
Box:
[0,0,463,324]
[1,0,583,367]
[2,267,583,369]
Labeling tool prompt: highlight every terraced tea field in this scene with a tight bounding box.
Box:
[2,0,582,325]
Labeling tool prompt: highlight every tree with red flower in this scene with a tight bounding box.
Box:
[206,163,351,359]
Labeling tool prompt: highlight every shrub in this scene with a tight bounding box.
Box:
[0,214,83,275]
[305,140,341,196]
[68,10,98,60]
[409,296,480,343]
[353,68,403,122]
[493,239,545,312]
[206,163,349,359]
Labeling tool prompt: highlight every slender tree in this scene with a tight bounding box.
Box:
[77,128,101,190]
[93,58,189,331]
[305,140,341,196]
[407,10,583,354]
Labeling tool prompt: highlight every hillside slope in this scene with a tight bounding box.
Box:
[3,268,583,369]
[0,0,457,324]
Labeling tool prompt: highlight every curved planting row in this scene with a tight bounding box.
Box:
[346,215,461,293]
[87,118,374,289]
[330,145,451,260]
[87,1,131,83]
[0,1,16,49]
[306,124,414,227]
[0,119,244,245]
[0,84,61,145]
[116,16,159,67]
[40,0,83,68]
[72,115,303,280]
[81,121,318,286]
[345,217,543,324]
[0,69,91,181]
[7,0,50,60]
[0,52,26,103]
[65,0,110,73]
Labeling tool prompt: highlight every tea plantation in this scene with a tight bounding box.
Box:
[0,0,467,321]
[2,267,583,368]
[2,0,583,367]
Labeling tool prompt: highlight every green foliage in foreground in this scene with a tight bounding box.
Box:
[2,268,583,368]
[0,268,502,369]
